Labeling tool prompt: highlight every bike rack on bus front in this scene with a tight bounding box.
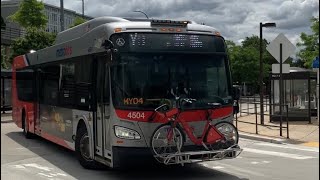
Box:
[154,144,243,165]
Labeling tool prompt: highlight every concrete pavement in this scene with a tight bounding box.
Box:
[235,114,319,147]
[1,121,319,180]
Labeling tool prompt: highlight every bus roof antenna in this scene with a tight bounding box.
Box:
[133,10,149,19]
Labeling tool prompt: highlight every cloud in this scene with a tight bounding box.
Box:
[268,0,319,30]
[42,0,319,44]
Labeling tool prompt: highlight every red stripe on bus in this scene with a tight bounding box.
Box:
[41,132,73,151]
[115,106,233,122]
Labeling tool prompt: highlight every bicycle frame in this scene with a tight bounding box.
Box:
[166,108,225,146]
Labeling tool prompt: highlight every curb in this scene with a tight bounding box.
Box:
[1,120,13,123]
[239,132,286,144]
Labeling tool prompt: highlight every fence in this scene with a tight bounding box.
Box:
[239,95,269,116]
[235,102,289,138]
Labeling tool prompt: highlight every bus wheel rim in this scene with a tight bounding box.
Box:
[80,134,91,161]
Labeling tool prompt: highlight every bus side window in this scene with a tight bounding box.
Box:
[39,65,60,105]
[59,63,76,107]
[75,55,93,110]
[16,69,35,102]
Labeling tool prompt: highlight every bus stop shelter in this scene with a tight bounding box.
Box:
[269,67,317,122]
[1,69,12,112]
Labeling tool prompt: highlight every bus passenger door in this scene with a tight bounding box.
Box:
[95,56,111,159]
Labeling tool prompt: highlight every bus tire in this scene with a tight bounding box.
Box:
[22,110,33,139]
[75,124,104,169]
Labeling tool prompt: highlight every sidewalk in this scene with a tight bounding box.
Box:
[235,114,319,147]
[1,112,13,123]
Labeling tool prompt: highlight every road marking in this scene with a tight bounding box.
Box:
[215,162,265,177]
[38,173,54,178]
[201,162,264,177]
[256,142,319,152]
[243,147,315,160]
[23,163,52,171]
[302,142,319,148]
[15,147,42,150]
[12,165,26,169]
[211,166,224,169]
[250,160,271,165]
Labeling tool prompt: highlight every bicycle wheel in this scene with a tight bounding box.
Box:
[151,124,184,159]
[214,121,239,148]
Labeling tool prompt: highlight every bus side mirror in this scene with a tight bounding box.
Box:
[102,40,115,50]
[102,40,118,54]
[232,87,240,101]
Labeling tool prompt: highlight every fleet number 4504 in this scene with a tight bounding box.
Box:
[127,112,145,119]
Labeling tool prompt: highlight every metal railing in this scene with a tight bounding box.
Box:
[235,103,289,138]
[239,95,269,116]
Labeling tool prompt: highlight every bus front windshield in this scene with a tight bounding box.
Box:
[111,53,232,110]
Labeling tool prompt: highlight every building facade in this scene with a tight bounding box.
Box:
[44,3,92,33]
[1,0,93,45]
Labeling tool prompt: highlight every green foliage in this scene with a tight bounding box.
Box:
[10,28,56,60]
[286,57,305,68]
[69,17,87,28]
[1,46,10,69]
[9,0,47,29]
[297,16,319,68]
[227,36,274,89]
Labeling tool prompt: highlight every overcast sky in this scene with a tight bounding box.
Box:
[35,0,320,45]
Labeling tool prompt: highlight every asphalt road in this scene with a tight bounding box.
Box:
[1,121,319,180]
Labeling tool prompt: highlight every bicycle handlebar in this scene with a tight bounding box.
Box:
[154,104,170,112]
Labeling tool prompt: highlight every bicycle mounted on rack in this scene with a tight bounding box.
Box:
[148,97,242,166]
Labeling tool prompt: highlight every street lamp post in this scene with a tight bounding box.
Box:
[259,22,276,125]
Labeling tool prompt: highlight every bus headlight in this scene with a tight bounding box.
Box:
[114,126,141,140]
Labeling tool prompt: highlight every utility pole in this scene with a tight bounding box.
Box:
[259,22,264,124]
[60,0,64,31]
[259,22,276,125]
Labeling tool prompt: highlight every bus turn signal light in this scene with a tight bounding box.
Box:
[214,31,221,36]
[114,28,122,33]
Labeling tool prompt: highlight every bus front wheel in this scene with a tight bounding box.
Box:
[75,124,104,169]
[22,111,33,139]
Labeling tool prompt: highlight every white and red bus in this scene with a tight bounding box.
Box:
[12,17,239,168]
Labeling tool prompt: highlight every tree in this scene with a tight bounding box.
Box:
[227,36,274,91]
[1,47,10,69]
[10,29,56,61]
[297,16,319,68]
[9,0,47,29]
[286,57,305,68]
[69,17,87,28]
